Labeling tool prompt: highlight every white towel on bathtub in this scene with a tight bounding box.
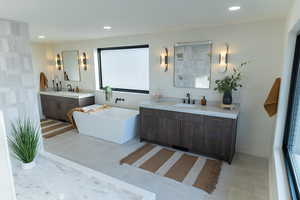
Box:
[81,104,102,112]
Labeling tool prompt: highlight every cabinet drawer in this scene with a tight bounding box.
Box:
[140,108,180,118]
[79,97,95,107]
[140,108,157,116]
[181,112,204,124]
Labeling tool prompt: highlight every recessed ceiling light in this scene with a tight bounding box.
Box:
[228,6,241,11]
[103,26,112,30]
[38,35,45,39]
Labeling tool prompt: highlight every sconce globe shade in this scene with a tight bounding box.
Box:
[56,54,62,70]
[160,48,169,72]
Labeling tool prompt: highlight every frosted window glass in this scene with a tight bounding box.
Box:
[100,47,149,92]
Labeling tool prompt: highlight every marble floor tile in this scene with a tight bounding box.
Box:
[43,131,269,200]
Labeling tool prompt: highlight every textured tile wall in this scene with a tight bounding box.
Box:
[0,19,39,134]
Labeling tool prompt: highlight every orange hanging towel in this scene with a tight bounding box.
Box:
[264,78,281,117]
[40,72,48,89]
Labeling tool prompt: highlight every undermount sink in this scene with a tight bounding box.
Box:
[173,103,197,108]
[40,90,95,99]
[57,91,79,97]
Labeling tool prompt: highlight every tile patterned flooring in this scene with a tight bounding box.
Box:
[41,119,74,139]
[44,130,269,200]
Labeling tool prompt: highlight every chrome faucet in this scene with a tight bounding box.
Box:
[115,98,125,104]
[186,93,191,104]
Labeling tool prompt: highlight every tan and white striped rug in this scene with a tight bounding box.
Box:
[40,119,74,139]
[120,143,222,194]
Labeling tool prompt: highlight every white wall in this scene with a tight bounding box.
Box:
[31,43,60,121]
[32,44,49,118]
[270,0,300,200]
[32,19,285,158]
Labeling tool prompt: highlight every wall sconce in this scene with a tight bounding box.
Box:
[218,43,229,73]
[56,54,62,70]
[160,48,169,72]
[81,52,88,71]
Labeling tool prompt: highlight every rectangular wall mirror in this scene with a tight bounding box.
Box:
[174,41,212,89]
[62,50,81,81]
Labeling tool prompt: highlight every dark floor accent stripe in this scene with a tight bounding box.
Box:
[43,126,74,139]
[139,149,175,173]
[120,144,156,165]
[41,120,58,128]
[42,123,67,133]
[164,154,198,182]
[193,159,222,194]
[120,144,223,193]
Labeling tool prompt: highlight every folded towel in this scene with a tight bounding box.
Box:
[264,78,281,117]
[67,105,111,129]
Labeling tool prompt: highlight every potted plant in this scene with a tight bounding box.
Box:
[8,118,40,170]
[103,85,112,101]
[214,61,248,105]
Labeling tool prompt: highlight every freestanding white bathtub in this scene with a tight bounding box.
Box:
[73,104,139,144]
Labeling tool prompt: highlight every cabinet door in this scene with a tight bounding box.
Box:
[58,97,79,121]
[41,95,80,121]
[157,110,181,146]
[140,108,159,142]
[41,95,59,119]
[203,116,233,160]
[181,113,204,152]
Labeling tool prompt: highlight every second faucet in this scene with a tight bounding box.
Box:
[115,98,125,104]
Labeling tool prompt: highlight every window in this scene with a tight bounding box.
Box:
[98,45,149,94]
[283,34,300,200]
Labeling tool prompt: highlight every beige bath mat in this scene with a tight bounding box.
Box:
[41,119,74,139]
[120,143,222,193]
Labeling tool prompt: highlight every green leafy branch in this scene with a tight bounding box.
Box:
[214,61,249,93]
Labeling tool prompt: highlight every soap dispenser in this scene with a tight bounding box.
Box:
[200,96,207,106]
[75,86,80,93]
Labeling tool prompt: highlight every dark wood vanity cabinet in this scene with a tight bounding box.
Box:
[139,108,238,163]
[40,94,95,121]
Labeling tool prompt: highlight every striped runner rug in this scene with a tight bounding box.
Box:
[40,119,74,139]
[120,143,222,194]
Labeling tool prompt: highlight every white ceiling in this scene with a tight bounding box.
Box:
[0,0,292,42]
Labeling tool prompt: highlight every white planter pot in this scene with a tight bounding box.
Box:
[21,161,36,170]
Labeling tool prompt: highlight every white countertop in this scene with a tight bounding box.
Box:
[140,100,239,119]
[40,90,95,99]
[14,154,155,200]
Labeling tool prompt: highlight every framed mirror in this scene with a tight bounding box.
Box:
[62,50,81,81]
[174,41,212,89]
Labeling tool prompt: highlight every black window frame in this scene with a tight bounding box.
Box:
[97,44,150,94]
[283,34,300,200]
